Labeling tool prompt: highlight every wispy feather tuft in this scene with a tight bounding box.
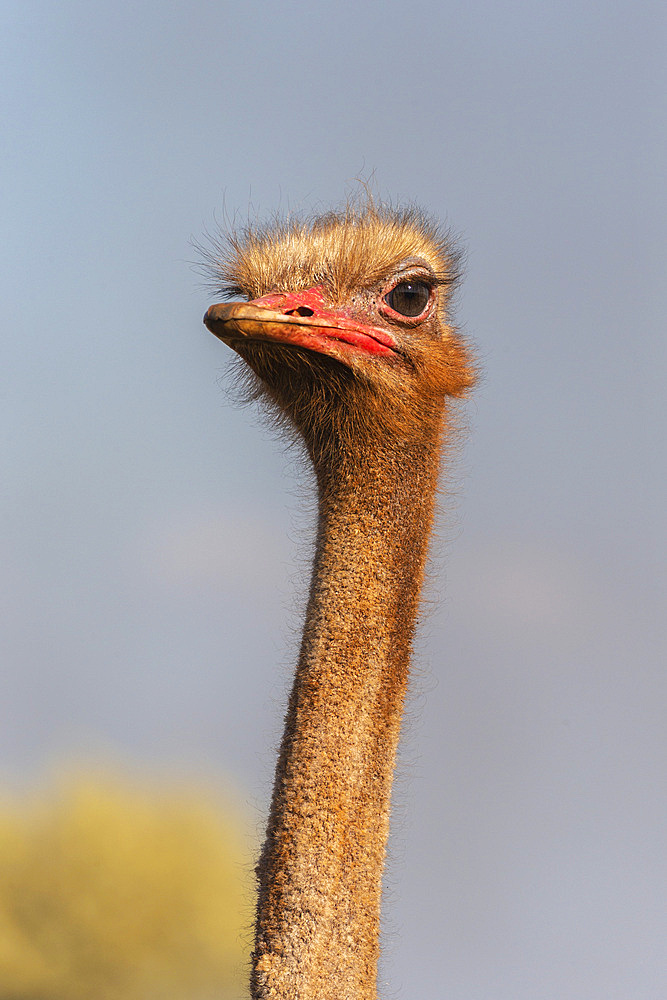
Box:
[198,197,462,303]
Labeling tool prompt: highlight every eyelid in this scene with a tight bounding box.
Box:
[389,270,436,288]
[382,276,439,312]
[384,275,436,300]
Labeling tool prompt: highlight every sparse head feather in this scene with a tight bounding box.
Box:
[204,200,462,303]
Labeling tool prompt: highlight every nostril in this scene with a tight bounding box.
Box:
[285,306,314,317]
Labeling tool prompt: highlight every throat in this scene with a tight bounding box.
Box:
[251,425,444,1000]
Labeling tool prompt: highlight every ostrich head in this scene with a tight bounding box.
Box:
[203,202,475,468]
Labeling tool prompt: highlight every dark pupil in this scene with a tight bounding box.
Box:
[385,281,430,317]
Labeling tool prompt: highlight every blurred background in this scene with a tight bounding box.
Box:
[2,1,665,997]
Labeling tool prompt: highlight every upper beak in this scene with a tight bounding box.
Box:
[203,289,397,359]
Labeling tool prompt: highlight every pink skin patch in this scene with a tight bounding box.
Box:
[244,286,397,357]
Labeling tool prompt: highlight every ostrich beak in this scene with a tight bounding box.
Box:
[203,286,397,359]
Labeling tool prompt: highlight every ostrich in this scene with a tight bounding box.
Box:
[203,200,475,999]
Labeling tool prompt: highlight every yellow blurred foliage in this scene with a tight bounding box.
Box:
[0,772,254,999]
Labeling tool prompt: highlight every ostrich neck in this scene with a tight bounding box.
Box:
[251,417,444,1000]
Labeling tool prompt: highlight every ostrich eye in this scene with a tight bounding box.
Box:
[384,281,431,318]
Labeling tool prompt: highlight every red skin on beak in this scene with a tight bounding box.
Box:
[204,285,397,359]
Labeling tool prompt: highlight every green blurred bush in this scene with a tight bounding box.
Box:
[0,772,253,999]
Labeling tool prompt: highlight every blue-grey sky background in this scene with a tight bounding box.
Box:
[3,1,666,997]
